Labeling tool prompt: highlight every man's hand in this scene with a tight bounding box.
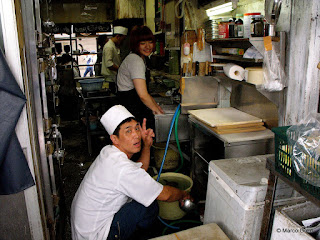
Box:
[140,118,155,148]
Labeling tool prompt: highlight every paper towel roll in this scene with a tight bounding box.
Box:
[223,63,245,81]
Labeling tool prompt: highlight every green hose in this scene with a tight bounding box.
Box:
[162,220,203,236]
[174,108,184,173]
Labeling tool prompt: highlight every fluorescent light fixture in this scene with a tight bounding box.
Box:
[206,2,233,17]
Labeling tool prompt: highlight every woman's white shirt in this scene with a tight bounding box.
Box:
[117,53,146,91]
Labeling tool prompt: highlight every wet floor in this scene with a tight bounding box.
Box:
[58,120,203,240]
[58,120,93,240]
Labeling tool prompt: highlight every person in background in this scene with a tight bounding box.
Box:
[61,45,73,65]
[58,44,80,77]
[83,52,95,77]
[117,25,164,130]
[101,26,128,94]
[71,105,191,240]
[94,35,108,76]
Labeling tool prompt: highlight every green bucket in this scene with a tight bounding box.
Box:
[154,172,193,220]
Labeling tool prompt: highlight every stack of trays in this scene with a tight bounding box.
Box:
[204,20,219,40]
[188,107,266,134]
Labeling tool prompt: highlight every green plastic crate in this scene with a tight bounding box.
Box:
[272,125,320,200]
[272,126,294,180]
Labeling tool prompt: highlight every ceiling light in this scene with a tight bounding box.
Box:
[206,2,233,17]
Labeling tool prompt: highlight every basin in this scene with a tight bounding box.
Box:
[154,173,193,220]
[154,103,189,143]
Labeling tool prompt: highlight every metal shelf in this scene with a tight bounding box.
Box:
[72,52,97,56]
[212,54,263,63]
[207,38,250,42]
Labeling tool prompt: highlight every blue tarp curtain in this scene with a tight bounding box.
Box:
[0,49,35,195]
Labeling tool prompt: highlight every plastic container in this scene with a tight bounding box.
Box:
[272,126,294,180]
[228,18,236,38]
[251,15,264,37]
[79,78,104,92]
[169,50,179,75]
[244,13,261,38]
[204,155,305,240]
[156,40,160,54]
[271,201,320,240]
[235,14,244,38]
[154,173,193,220]
[272,126,320,199]
[162,79,175,88]
[244,67,264,85]
[218,18,229,39]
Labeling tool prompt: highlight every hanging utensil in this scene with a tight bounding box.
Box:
[265,0,282,37]
[272,0,282,25]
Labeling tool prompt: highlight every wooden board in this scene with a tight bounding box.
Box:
[215,122,264,130]
[197,119,266,134]
[212,125,266,134]
[188,107,262,127]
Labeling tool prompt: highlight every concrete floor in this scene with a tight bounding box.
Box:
[58,119,203,239]
[58,120,94,240]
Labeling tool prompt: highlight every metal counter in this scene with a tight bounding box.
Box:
[189,115,274,159]
[188,115,275,199]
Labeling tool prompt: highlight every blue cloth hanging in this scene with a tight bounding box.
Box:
[0,49,35,195]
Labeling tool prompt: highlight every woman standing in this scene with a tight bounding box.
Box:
[117,25,164,129]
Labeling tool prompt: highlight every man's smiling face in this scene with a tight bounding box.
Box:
[111,119,141,158]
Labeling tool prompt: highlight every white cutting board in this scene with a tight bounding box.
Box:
[188,107,262,127]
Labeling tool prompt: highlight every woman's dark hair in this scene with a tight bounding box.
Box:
[130,25,155,56]
[113,117,136,136]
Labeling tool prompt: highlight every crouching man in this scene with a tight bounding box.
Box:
[71,105,191,240]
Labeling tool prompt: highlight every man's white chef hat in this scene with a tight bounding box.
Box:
[100,105,134,135]
[113,26,128,36]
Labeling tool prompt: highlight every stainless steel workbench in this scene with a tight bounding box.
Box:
[188,115,275,198]
[79,89,117,156]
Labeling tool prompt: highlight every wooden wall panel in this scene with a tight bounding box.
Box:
[115,0,145,19]
[285,0,320,125]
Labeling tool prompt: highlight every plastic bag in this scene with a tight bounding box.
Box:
[243,46,263,59]
[262,48,286,91]
[287,113,320,187]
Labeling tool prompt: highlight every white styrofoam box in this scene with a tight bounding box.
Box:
[204,155,305,240]
[271,201,320,240]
